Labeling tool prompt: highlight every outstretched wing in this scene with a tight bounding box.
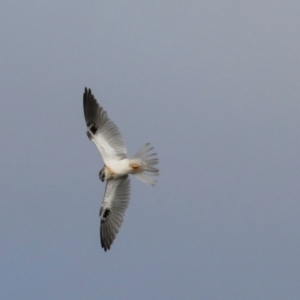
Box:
[99,176,130,251]
[83,88,127,164]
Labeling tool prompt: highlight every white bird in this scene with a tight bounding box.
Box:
[83,88,159,251]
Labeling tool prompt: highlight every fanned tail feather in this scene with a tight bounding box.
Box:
[130,143,159,186]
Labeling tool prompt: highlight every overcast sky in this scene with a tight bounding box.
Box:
[1,1,300,299]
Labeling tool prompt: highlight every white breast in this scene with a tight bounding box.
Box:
[107,158,132,177]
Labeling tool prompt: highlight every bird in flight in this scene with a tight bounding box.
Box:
[83,88,159,251]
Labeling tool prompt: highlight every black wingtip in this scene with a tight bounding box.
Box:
[84,87,93,95]
[101,239,110,252]
[84,87,91,98]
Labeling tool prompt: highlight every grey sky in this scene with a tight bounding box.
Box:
[1,1,300,299]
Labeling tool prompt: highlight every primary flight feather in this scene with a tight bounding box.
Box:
[83,88,159,251]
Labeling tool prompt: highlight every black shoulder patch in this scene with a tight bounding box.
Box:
[87,122,98,134]
[103,208,111,219]
[100,207,111,223]
[90,125,97,134]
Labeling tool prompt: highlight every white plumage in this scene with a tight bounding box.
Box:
[83,88,159,251]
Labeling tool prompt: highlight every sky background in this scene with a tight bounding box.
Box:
[1,1,300,299]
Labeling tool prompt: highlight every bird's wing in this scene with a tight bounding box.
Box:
[83,88,127,164]
[99,176,130,251]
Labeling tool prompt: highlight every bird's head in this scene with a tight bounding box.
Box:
[99,166,114,181]
[99,167,106,182]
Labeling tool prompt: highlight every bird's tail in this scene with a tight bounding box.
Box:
[130,143,159,186]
